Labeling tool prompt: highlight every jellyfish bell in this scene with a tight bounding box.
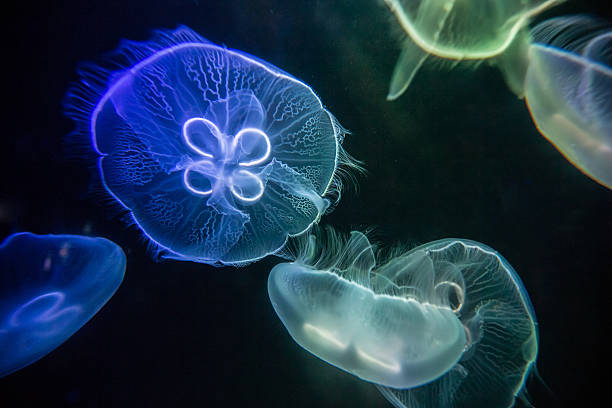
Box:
[382,0,564,99]
[0,232,125,377]
[65,26,360,266]
[522,16,612,189]
[268,228,538,408]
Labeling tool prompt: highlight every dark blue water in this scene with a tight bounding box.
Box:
[1,1,610,407]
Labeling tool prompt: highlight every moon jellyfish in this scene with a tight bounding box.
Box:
[268,228,538,408]
[0,232,125,377]
[522,16,612,189]
[65,26,358,265]
[382,0,564,99]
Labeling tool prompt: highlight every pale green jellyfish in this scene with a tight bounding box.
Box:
[268,228,538,408]
[521,16,612,189]
[383,0,564,99]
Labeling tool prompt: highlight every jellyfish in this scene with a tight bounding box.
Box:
[520,16,612,190]
[65,26,358,266]
[382,0,564,99]
[0,232,125,377]
[268,228,538,408]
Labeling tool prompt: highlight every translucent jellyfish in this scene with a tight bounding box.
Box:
[0,232,125,377]
[522,16,612,189]
[268,228,538,408]
[382,0,564,99]
[65,26,357,265]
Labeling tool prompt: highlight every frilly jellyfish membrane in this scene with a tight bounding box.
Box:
[511,15,612,190]
[0,232,125,377]
[382,0,565,99]
[268,227,538,408]
[64,26,361,266]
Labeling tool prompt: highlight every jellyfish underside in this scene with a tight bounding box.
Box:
[384,0,564,99]
[524,17,612,189]
[268,229,538,408]
[0,233,125,377]
[65,26,355,265]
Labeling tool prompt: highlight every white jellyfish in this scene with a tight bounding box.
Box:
[268,227,538,408]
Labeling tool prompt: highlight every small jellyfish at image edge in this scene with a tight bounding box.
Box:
[382,0,565,99]
[268,228,538,408]
[518,16,612,190]
[65,26,360,266]
[0,232,125,377]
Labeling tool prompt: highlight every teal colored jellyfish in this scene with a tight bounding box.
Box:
[0,232,125,377]
[65,26,358,266]
[521,16,612,190]
[268,228,538,408]
[382,0,564,99]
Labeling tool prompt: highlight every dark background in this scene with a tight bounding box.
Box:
[1,1,611,407]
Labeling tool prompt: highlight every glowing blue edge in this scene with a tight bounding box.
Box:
[531,42,612,76]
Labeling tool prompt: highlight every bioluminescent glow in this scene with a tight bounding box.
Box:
[382,0,564,99]
[303,323,348,350]
[268,228,538,408]
[180,116,271,201]
[0,232,125,377]
[65,26,359,266]
[523,16,612,190]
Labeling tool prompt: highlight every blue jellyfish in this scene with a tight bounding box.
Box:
[65,26,358,265]
[521,16,612,189]
[268,228,538,408]
[0,232,125,377]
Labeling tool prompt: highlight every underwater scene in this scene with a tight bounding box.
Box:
[1,0,610,407]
